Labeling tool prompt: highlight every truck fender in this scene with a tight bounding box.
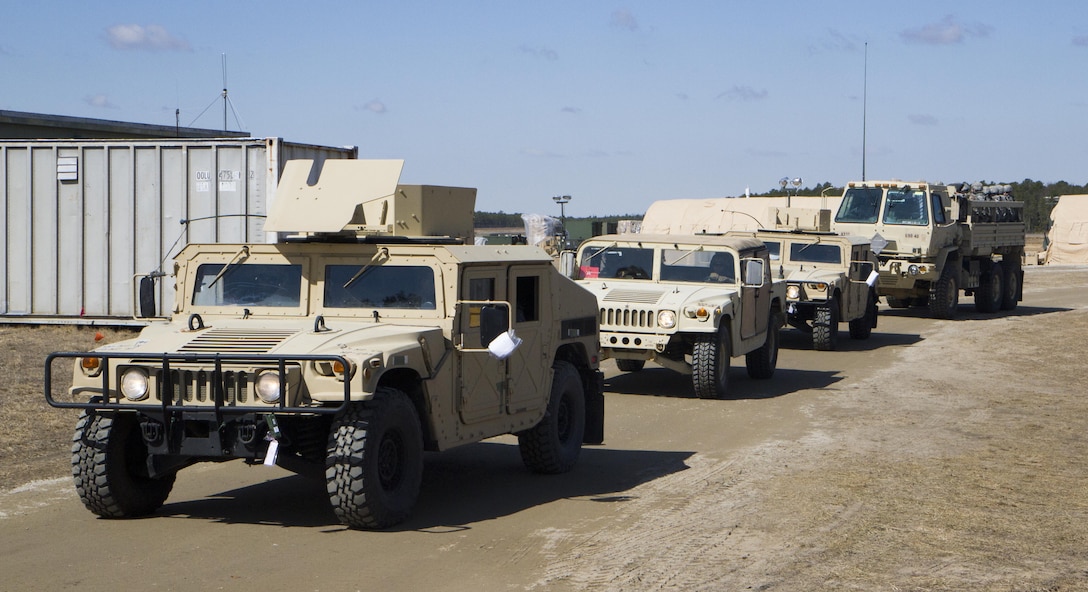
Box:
[934,247,960,274]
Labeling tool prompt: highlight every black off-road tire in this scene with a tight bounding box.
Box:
[975,262,1003,313]
[1001,262,1021,311]
[692,325,730,399]
[71,410,176,518]
[326,388,424,529]
[745,312,779,379]
[929,269,959,319]
[849,292,878,340]
[885,296,910,309]
[813,298,840,351]
[519,361,586,474]
[615,359,646,373]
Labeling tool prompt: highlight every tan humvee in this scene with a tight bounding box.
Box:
[45,160,604,530]
[574,233,785,399]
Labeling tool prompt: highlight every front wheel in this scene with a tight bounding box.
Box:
[813,298,840,351]
[71,410,176,518]
[692,325,730,399]
[326,388,424,529]
[929,269,959,319]
[519,361,586,474]
[615,359,646,373]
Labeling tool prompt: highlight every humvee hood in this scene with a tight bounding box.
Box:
[585,281,740,307]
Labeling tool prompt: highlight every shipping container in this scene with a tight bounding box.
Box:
[0,138,358,324]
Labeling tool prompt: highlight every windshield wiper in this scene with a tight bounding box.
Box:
[669,245,705,265]
[207,246,250,288]
[343,247,389,289]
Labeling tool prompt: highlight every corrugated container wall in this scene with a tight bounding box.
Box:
[0,138,357,324]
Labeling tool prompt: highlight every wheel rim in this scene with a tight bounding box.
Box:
[556,394,572,442]
[716,337,728,387]
[377,432,404,490]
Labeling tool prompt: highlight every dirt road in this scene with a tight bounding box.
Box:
[2,266,1087,591]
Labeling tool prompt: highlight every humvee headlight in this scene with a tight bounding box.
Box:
[786,285,801,300]
[657,310,677,329]
[120,368,149,401]
[908,264,920,276]
[255,371,282,404]
[80,356,103,377]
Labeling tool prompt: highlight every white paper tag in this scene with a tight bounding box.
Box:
[263,439,279,467]
[866,270,879,287]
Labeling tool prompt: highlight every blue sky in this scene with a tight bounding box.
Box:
[3,2,1086,216]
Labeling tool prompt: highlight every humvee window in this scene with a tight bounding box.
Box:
[193,263,303,307]
[763,241,781,261]
[324,265,436,309]
[579,247,653,280]
[660,249,736,283]
[515,275,540,322]
[789,242,842,264]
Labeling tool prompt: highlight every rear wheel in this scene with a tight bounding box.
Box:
[692,326,730,399]
[849,291,878,340]
[975,262,1003,313]
[71,410,176,518]
[615,359,646,373]
[519,361,586,474]
[1001,262,1021,311]
[326,388,424,529]
[746,312,779,379]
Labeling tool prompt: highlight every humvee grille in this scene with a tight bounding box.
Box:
[600,307,658,329]
[602,289,665,304]
[154,369,249,404]
[178,328,295,354]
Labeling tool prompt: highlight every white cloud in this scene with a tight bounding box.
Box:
[610,9,639,31]
[83,94,118,109]
[358,100,387,114]
[519,45,558,60]
[900,15,992,45]
[1074,36,1088,47]
[718,86,768,101]
[106,24,191,51]
[908,114,939,126]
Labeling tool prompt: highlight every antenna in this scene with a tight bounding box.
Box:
[221,54,228,131]
[862,42,868,181]
[187,54,247,132]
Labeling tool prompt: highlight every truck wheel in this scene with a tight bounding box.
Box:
[1001,263,1021,311]
[928,271,959,319]
[849,293,877,340]
[615,359,646,373]
[885,297,909,309]
[745,312,779,379]
[71,410,176,518]
[692,326,730,399]
[975,262,1003,313]
[518,361,586,474]
[813,299,839,351]
[326,388,424,529]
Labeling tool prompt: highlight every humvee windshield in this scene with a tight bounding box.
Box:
[192,263,303,307]
[661,249,736,283]
[578,246,653,280]
[789,242,842,264]
[324,265,436,309]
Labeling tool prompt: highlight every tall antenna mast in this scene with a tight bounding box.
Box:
[862,42,868,181]
[221,53,228,131]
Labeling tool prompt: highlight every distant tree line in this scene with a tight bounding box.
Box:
[474,211,643,228]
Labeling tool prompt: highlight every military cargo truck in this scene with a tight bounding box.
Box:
[45,159,604,530]
[831,180,1025,318]
[574,234,785,399]
[728,223,878,350]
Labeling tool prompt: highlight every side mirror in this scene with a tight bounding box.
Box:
[138,276,157,318]
[743,259,765,287]
[479,304,510,346]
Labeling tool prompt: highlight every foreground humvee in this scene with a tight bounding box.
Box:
[45,159,604,529]
[727,209,879,350]
[573,233,785,399]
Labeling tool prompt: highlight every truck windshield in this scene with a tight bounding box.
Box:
[324,265,436,309]
[883,188,929,225]
[836,187,882,223]
[578,246,654,280]
[192,263,303,307]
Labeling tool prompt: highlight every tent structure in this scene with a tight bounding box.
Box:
[1044,194,1088,265]
[639,195,844,234]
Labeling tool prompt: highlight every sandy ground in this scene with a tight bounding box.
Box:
[2,265,1087,591]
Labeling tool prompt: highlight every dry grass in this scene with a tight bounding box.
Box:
[0,325,139,486]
